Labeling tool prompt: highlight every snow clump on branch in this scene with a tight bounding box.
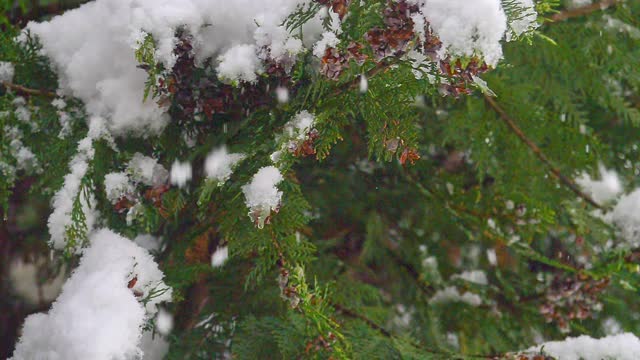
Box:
[243,166,284,228]
[10,229,172,360]
[24,0,319,136]
[520,333,640,360]
[205,146,246,184]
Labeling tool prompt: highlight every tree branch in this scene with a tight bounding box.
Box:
[332,302,392,337]
[334,302,507,359]
[385,248,435,297]
[483,95,602,209]
[549,0,619,23]
[1,81,56,98]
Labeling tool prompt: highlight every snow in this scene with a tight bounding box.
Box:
[52,98,67,110]
[522,333,640,360]
[451,270,488,285]
[313,31,340,58]
[10,229,172,360]
[25,0,317,135]
[429,286,482,306]
[217,44,262,84]
[48,117,108,252]
[13,145,40,174]
[506,0,539,41]
[155,309,173,336]
[359,74,368,93]
[242,166,284,228]
[609,189,640,248]
[284,110,316,140]
[421,0,507,66]
[8,255,66,306]
[139,332,169,360]
[170,160,192,188]
[486,248,497,266]
[211,246,229,268]
[567,0,593,9]
[0,61,14,82]
[276,86,289,103]
[104,172,135,204]
[603,317,623,335]
[576,164,622,204]
[204,146,246,184]
[128,153,169,187]
[254,18,303,63]
[134,234,164,253]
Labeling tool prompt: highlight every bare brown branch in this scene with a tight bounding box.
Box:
[1,81,56,98]
[549,0,619,23]
[483,94,602,209]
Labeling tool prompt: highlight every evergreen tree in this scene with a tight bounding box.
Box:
[1,0,640,359]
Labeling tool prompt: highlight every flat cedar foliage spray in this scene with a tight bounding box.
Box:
[1,0,640,359]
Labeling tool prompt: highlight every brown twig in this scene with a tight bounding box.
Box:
[1,81,56,98]
[332,302,392,337]
[385,248,435,297]
[334,302,504,359]
[333,60,393,96]
[5,1,86,26]
[549,0,619,23]
[483,94,602,209]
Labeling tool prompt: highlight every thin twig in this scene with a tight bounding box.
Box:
[333,60,393,96]
[385,248,435,297]
[549,0,619,23]
[332,302,392,337]
[483,94,602,209]
[332,303,500,359]
[1,81,56,98]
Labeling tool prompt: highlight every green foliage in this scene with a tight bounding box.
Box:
[3,1,640,359]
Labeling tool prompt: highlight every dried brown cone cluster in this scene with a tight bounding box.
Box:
[304,332,338,357]
[320,42,367,80]
[289,129,320,158]
[277,265,301,308]
[141,31,294,128]
[113,183,171,218]
[439,57,490,98]
[318,0,490,99]
[538,273,609,333]
[316,0,351,20]
[366,1,418,61]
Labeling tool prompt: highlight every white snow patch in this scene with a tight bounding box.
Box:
[242,166,284,227]
[419,0,507,66]
[134,234,164,253]
[47,116,109,252]
[10,229,172,360]
[104,172,135,204]
[284,110,316,141]
[155,309,173,336]
[170,160,192,188]
[0,61,14,82]
[506,0,539,41]
[205,146,246,184]
[25,0,318,135]
[609,189,640,248]
[313,31,340,58]
[276,86,289,103]
[359,74,368,93]
[522,333,640,360]
[211,246,229,268]
[451,270,488,285]
[429,286,482,306]
[128,153,169,187]
[217,44,262,84]
[576,164,622,204]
